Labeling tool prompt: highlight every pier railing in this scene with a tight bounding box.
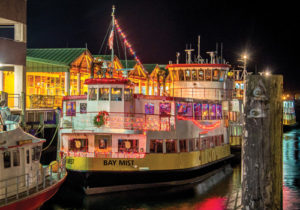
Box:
[0,162,66,206]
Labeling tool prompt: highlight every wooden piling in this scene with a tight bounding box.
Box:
[242,75,283,210]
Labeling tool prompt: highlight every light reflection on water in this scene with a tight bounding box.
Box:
[41,128,300,210]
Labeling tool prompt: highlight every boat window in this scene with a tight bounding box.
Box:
[150,140,163,153]
[209,104,217,120]
[159,103,171,116]
[212,69,219,81]
[178,70,184,81]
[69,139,88,152]
[205,69,212,81]
[177,103,193,117]
[189,139,194,151]
[32,146,41,161]
[118,139,139,153]
[194,103,202,120]
[3,151,11,168]
[179,140,187,152]
[202,104,209,120]
[99,88,109,101]
[219,70,225,81]
[13,150,20,166]
[198,70,204,80]
[192,70,197,81]
[201,139,206,150]
[166,140,177,153]
[26,150,30,164]
[111,88,122,101]
[95,135,110,151]
[80,103,87,114]
[185,70,191,81]
[210,137,215,148]
[206,138,211,148]
[216,104,222,119]
[66,101,76,116]
[124,88,133,101]
[195,138,200,150]
[88,88,97,101]
[145,103,155,114]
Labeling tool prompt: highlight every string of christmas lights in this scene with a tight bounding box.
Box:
[115,19,141,64]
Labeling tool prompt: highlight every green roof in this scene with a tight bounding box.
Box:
[27,48,87,66]
[143,64,157,73]
[120,60,137,68]
[93,54,112,61]
[26,59,69,72]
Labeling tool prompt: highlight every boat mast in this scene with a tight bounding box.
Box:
[111,5,115,76]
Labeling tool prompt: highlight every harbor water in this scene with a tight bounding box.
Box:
[40,127,300,210]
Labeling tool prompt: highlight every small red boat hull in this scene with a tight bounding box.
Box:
[0,173,67,210]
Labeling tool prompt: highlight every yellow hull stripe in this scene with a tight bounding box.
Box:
[66,144,231,171]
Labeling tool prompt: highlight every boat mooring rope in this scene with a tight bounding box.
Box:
[42,124,59,152]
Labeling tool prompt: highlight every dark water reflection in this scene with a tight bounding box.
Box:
[41,128,300,210]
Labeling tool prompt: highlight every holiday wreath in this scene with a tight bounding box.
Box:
[94,111,109,127]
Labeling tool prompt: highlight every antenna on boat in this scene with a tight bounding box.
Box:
[197,35,200,63]
[220,42,223,64]
[176,52,180,64]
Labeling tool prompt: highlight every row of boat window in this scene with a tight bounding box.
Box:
[150,135,224,153]
[68,139,140,153]
[174,69,226,82]
[88,88,132,101]
[2,146,41,169]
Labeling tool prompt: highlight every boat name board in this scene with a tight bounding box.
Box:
[103,159,134,166]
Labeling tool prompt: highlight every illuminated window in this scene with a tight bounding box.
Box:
[28,75,34,87]
[160,103,171,116]
[88,88,97,101]
[145,103,154,114]
[69,139,88,152]
[150,140,163,153]
[192,70,197,81]
[179,140,187,152]
[13,150,20,166]
[185,70,191,80]
[3,151,11,168]
[209,104,216,120]
[216,104,222,119]
[198,70,204,80]
[194,103,202,120]
[212,70,219,81]
[118,139,139,153]
[99,88,109,101]
[124,88,132,101]
[177,103,193,117]
[202,104,209,120]
[166,140,177,153]
[205,69,212,81]
[95,135,110,150]
[66,101,76,116]
[111,88,122,101]
[219,71,225,81]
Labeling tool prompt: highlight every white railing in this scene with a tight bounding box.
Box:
[0,162,66,206]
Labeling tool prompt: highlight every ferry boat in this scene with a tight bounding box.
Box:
[0,106,67,210]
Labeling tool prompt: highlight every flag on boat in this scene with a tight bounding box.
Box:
[108,30,114,50]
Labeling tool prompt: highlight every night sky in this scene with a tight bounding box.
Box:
[27,0,299,91]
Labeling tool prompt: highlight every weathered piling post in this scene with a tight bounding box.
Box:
[242,75,283,210]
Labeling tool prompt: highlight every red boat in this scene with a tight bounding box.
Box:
[0,107,67,210]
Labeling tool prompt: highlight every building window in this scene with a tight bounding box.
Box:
[3,151,11,168]
[150,140,163,153]
[118,139,139,153]
[99,88,109,101]
[179,140,187,152]
[26,150,30,164]
[124,88,133,101]
[166,140,177,153]
[111,88,122,101]
[13,150,20,167]
[88,88,97,101]
[69,139,88,152]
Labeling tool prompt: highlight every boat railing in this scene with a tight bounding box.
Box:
[0,161,66,206]
[62,111,224,131]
